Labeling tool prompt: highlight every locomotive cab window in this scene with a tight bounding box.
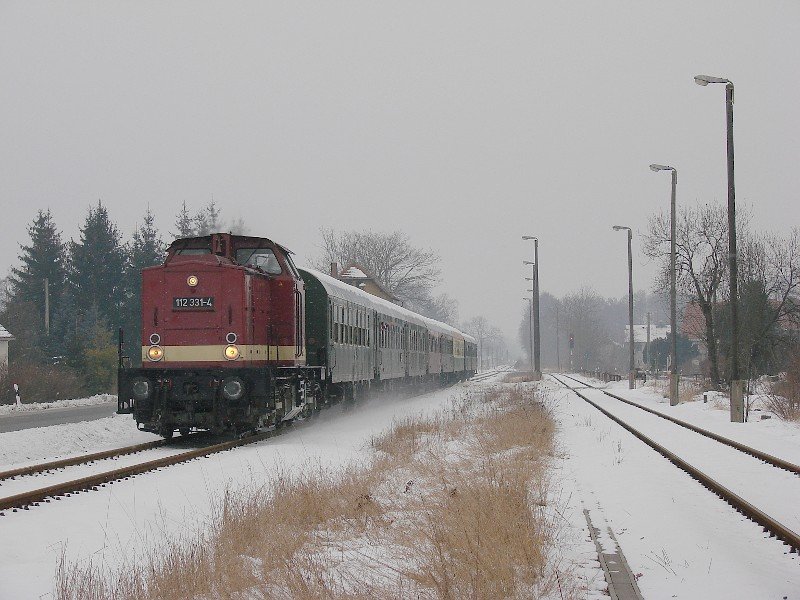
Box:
[176,248,211,255]
[236,248,282,274]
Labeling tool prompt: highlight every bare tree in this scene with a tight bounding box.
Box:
[484,326,506,368]
[561,287,611,372]
[315,228,441,305]
[411,292,459,325]
[644,203,729,387]
[462,315,489,371]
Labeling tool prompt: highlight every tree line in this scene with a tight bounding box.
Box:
[518,202,800,388]
[2,212,509,402]
[0,200,236,401]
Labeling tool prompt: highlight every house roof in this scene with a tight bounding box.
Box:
[339,266,368,279]
[0,325,14,341]
[337,263,397,301]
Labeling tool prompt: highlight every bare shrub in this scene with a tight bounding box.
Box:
[0,361,85,405]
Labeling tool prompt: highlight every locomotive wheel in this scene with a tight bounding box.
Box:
[179,427,190,437]
[160,427,174,440]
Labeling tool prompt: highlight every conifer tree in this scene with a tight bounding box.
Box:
[174,201,195,237]
[9,209,67,326]
[206,199,221,232]
[194,209,210,236]
[194,199,222,236]
[123,208,165,359]
[3,210,67,359]
[129,207,164,271]
[67,201,127,335]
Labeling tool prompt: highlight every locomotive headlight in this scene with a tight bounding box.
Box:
[147,345,164,362]
[224,344,240,360]
[131,377,152,400]
[187,275,199,287]
[221,377,245,401]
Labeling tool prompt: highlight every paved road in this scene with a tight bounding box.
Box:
[0,401,119,433]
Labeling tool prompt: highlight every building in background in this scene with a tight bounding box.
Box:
[329,263,397,303]
[0,325,14,365]
[624,324,669,370]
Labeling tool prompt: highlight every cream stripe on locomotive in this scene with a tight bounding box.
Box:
[142,345,305,363]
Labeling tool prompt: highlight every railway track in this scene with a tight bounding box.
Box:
[559,373,800,476]
[0,374,488,514]
[0,428,288,513]
[469,368,508,383]
[0,433,206,482]
[551,373,800,553]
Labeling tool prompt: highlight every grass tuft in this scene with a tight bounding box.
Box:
[57,383,562,600]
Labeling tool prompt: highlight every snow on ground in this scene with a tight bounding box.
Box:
[0,394,116,416]
[601,377,800,465]
[0,413,160,471]
[546,375,800,599]
[7,371,797,599]
[0,379,504,599]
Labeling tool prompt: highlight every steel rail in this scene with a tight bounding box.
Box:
[0,434,207,482]
[0,375,481,513]
[551,374,800,552]
[0,429,280,512]
[559,373,800,476]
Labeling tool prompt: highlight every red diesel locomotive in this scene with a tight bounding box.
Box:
[117,233,477,437]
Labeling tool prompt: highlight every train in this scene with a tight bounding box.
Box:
[117,232,478,437]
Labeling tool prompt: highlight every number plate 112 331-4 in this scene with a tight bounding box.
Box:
[173,297,214,310]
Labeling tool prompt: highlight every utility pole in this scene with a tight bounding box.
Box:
[523,297,533,373]
[646,311,651,374]
[555,303,561,371]
[613,225,635,389]
[44,278,50,336]
[522,236,541,379]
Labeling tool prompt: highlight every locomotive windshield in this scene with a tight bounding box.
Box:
[236,248,282,274]
[176,248,211,255]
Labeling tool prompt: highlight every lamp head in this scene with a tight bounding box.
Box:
[694,74,729,86]
[522,235,538,241]
[650,163,673,172]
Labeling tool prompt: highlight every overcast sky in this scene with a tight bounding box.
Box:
[1,2,798,346]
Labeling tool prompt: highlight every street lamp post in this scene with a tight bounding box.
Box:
[650,163,679,406]
[613,226,635,389]
[694,74,744,423]
[522,297,533,373]
[523,237,541,379]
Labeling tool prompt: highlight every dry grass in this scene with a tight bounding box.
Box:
[504,371,540,383]
[646,377,704,403]
[57,384,561,600]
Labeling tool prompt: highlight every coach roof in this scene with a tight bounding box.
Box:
[301,267,473,344]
